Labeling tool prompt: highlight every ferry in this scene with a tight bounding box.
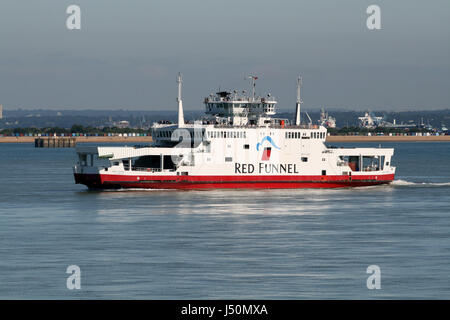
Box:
[73,74,395,189]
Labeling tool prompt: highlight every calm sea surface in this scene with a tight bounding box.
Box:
[0,142,449,299]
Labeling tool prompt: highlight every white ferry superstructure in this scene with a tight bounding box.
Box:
[74,75,395,189]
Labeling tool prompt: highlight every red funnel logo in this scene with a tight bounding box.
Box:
[257,136,280,161]
[262,147,272,161]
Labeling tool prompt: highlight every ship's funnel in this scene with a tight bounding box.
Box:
[295,76,302,126]
[177,73,185,127]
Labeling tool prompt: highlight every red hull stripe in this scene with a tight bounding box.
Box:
[74,173,395,189]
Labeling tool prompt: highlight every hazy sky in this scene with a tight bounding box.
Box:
[0,0,449,111]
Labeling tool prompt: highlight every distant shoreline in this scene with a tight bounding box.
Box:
[326,135,450,142]
[1,135,449,144]
[0,136,154,143]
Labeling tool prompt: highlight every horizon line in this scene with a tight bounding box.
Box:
[2,106,450,113]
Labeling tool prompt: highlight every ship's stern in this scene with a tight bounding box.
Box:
[73,146,111,189]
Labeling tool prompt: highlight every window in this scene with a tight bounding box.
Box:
[244,144,250,150]
[322,170,326,175]
[301,157,308,162]
[225,157,233,162]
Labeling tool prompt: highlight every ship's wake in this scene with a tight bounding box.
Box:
[392,179,450,187]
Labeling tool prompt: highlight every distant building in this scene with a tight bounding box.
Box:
[0,104,3,119]
[114,120,130,128]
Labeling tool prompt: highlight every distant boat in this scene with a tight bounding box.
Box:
[318,108,336,128]
[358,111,383,128]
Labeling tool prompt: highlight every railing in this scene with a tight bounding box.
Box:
[213,124,319,129]
[205,97,277,103]
[133,167,161,172]
[132,167,175,173]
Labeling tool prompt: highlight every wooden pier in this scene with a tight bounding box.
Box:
[35,137,77,148]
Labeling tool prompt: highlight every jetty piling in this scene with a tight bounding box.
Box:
[35,137,77,148]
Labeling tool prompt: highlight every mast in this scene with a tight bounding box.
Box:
[248,75,258,102]
[177,73,185,127]
[295,76,302,126]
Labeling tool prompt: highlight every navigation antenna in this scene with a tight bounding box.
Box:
[177,73,185,127]
[295,76,303,126]
[247,75,258,102]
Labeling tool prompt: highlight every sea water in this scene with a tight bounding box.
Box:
[0,142,449,299]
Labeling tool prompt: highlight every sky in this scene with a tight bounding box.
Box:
[0,0,449,111]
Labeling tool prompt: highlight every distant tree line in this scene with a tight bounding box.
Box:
[327,126,434,135]
[1,124,439,137]
[0,125,151,136]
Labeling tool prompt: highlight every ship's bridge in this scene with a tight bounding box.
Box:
[204,91,276,126]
